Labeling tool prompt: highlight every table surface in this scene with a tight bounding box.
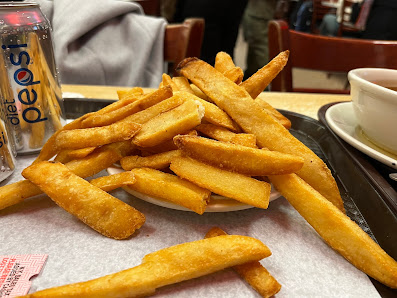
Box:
[61,84,351,120]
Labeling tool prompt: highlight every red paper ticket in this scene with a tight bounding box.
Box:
[0,255,48,297]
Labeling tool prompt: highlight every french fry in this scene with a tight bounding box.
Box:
[170,156,271,209]
[55,147,98,164]
[81,86,173,128]
[205,227,282,298]
[55,120,141,150]
[269,173,397,289]
[67,146,97,159]
[89,171,136,192]
[120,150,182,170]
[173,135,304,175]
[214,52,244,84]
[223,66,244,84]
[196,123,257,148]
[20,235,270,298]
[22,162,145,239]
[214,51,236,73]
[190,83,211,102]
[140,130,198,154]
[53,149,73,163]
[160,73,179,91]
[178,57,344,212]
[117,87,144,100]
[121,93,185,125]
[179,91,241,132]
[240,50,289,99]
[172,76,195,94]
[132,98,204,148]
[254,97,291,130]
[0,141,134,211]
[129,167,211,214]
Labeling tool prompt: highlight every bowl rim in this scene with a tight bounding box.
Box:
[348,68,397,102]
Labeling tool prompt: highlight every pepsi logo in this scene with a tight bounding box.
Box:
[17,70,31,84]
[14,68,38,86]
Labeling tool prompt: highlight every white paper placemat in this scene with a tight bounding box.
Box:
[0,154,381,297]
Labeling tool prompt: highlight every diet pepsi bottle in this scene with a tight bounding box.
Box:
[0,2,66,154]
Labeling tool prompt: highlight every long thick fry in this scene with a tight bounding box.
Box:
[22,162,145,239]
[89,172,136,192]
[0,141,134,211]
[132,98,204,148]
[269,173,397,289]
[178,57,344,212]
[81,86,172,128]
[20,235,270,298]
[174,135,304,175]
[121,93,185,125]
[205,227,281,298]
[180,91,241,132]
[240,51,289,99]
[55,120,141,150]
[120,150,181,170]
[170,156,271,209]
[196,124,257,148]
[128,167,211,214]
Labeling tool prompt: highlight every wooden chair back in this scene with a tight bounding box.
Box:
[337,0,374,36]
[164,18,205,76]
[135,0,161,16]
[268,19,397,93]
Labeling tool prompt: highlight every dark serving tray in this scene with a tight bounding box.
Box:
[63,98,397,297]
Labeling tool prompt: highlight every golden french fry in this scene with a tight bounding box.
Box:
[205,227,282,298]
[20,235,270,298]
[67,147,97,159]
[254,98,291,129]
[174,135,304,175]
[240,50,289,99]
[223,66,244,84]
[55,147,98,164]
[161,73,179,91]
[55,120,141,150]
[121,93,185,125]
[190,83,211,102]
[132,98,204,148]
[22,161,145,239]
[120,150,181,170]
[172,76,195,94]
[214,51,236,73]
[170,156,271,209]
[0,141,135,211]
[129,167,211,214]
[269,173,397,289]
[82,86,173,128]
[179,91,240,132]
[89,171,136,192]
[196,124,257,148]
[140,130,198,154]
[53,149,73,163]
[178,57,344,212]
[117,87,144,100]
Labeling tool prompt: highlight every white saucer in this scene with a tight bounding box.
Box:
[325,102,397,170]
[107,166,281,213]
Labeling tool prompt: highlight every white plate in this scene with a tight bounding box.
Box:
[325,102,397,170]
[107,166,281,212]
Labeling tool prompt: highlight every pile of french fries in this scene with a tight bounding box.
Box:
[1,50,396,297]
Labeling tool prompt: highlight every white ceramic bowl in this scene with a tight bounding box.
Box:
[348,68,397,155]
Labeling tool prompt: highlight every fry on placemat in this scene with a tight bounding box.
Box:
[22,161,145,240]
[20,235,271,297]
